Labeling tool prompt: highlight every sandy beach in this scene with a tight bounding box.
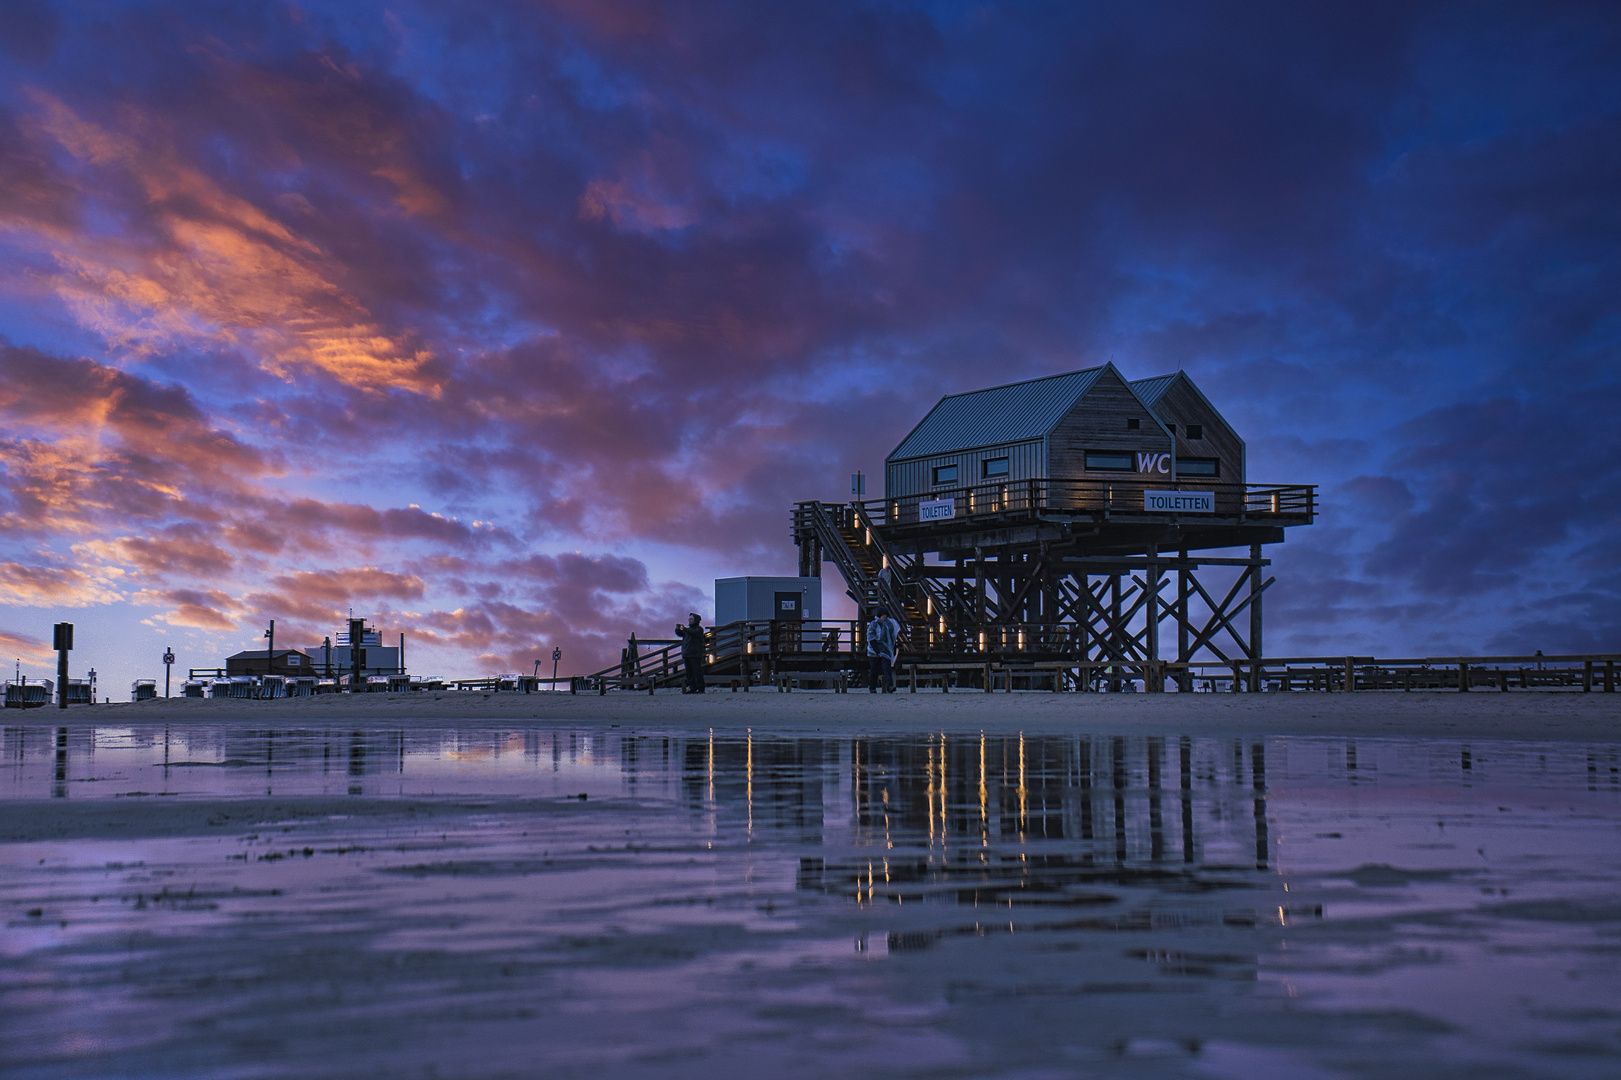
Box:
[43,686,1621,741]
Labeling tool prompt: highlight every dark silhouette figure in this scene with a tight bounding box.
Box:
[675,613,707,694]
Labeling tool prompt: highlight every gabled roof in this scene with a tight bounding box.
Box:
[226,649,312,660]
[1127,373,1179,408]
[889,366,1107,461]
[1129,370,1243,447]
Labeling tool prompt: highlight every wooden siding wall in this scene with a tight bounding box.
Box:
[886,440,1044,499]
[1151,377,1245,484]
[1048,367,1173,479]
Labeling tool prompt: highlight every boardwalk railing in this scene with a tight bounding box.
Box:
[579,636,1620,694]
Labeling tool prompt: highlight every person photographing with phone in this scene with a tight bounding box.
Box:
[675,612,707,694]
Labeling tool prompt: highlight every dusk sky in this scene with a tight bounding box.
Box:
[2,0,1617,688]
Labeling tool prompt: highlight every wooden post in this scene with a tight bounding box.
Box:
[1248,543,1263,692]
[1583,661,1593,693]
[1110,573,1123,693]
[1344,657,1355,693]
[983,662,993,693]
[1458,661,1469,692]
[1606,660,1615,693]
[1230,662,1242,692]
[974,547,986,628]
[1145,544,1161,692]
[1177,550,1190,691]
[1499,669,1509,693]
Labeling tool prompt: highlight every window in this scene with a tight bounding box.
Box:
[1126,417,1140,430]
[1176,457,1219,477]
[1084,450,1133,472]
[932,464,958,485]
[1185,424,1203,440]
[982,457,1009,478]
[288,654,301,665]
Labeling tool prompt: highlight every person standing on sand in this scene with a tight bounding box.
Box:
[866,607,900,693]
[675,613,707,694]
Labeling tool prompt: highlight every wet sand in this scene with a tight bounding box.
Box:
[7,709,1621,1077]
[62,687,1621,741]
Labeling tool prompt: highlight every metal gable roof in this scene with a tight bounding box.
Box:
[1128,373,1179,408]
[888,366,1107,462]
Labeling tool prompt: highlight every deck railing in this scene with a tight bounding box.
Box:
[800,478,1316,528]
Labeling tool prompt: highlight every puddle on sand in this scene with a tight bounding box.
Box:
[3,724,1620,1079]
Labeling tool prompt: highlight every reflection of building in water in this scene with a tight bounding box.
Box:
[669,732,1277,908]
[808,736,1275,941]
[681,735,826,839]
[840,734,1271,867]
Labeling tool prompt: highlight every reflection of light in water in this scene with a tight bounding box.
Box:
[1018,731,1027,840]
[978,732,988,846]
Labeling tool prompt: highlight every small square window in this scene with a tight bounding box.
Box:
[932,464,958,485]
[1126,417,1140,430]
[982,457,1009,478]
[1185,424,1203,440]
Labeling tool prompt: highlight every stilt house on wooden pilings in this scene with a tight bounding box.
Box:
[791,362,1317,689]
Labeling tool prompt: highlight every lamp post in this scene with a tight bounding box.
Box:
[162,649,174,698]
[552,647,562,685]
[263,620,275,676]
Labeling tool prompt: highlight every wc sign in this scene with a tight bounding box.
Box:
[1136,452,1171,474]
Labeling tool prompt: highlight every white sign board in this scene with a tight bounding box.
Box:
[919,498,955,521]
[1144,490,1214,513]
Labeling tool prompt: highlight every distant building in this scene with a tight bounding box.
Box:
[226,649,314,677]
[305,623,401,676]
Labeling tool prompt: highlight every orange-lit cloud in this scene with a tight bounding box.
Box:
[13,91,440,395]
[0,559,124,607]
[134,588,242,631]
[0,628,54,666]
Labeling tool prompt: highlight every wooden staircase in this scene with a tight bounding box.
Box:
[796,502,951,649]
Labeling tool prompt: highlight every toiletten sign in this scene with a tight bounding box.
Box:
[1144,490,1214,513]
[919,498,955,521]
